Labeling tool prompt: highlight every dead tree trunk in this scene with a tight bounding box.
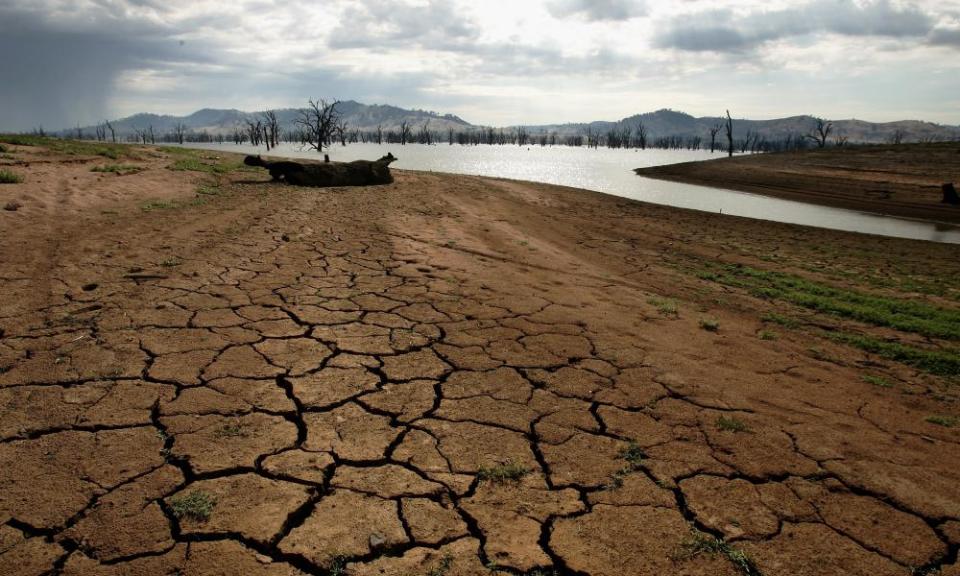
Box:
[724,110,734,158]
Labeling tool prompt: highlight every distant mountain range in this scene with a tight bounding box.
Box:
[69,102,960,145]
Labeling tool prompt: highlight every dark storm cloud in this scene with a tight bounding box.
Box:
[0,2,218,131]
[928,27,960,48]
[654,0,935,53]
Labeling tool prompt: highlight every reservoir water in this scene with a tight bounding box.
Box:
[181,142,960,244]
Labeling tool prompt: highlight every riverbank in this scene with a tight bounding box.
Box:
[635,142,960,223]
[1,139,959,575]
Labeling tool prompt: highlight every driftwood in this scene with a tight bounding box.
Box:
[943,183,959,205]
[244,153,397,187]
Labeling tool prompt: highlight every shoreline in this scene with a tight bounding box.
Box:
[633,142,960,224]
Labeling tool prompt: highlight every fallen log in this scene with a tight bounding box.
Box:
[244,153,397,187]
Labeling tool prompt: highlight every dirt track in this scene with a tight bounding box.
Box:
[635,143,960,223]
[1,143,959,575]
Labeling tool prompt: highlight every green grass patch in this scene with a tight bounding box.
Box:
[716,415,749,433]
[671,527,758,575]
[648,297,679,316]
[830,332,960,377]
[862,374,893,388]
[169,155,253,174]
[91,163,142,175]
[761,312,800,329]
[0,169,22,184]
[758,330,778,341]
[477,462,529,483]
[169,490,216,522]
[925,415,957,428]
[0,135,132,159]
[703,264,960,341]
[699,318,720,332]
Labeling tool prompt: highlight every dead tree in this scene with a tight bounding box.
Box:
[172,122,187,145]
[399,121,411,145]
[295,99,340,153]
[147,125,156,144]
[105,120,116,143]
[709,123,721,153]
[376,124,383,145]
[335,119,349,146]
[75,124,84,140]
[890,129,905,145]
[834,134,848,147]
[805,117,832,148]
[635,122,648,150]
[261,111,281,149]
[724,110,734,157]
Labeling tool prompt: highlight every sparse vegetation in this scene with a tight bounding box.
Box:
[671,527,758,575]
[0,169,23,184]
[716,415,749,433]
[608,441,645,489]
[862,374,893,388]
[477,462,529,483]
[169,491,216,521]
[91,163,142,175]
[425,554,454,576]
[925,415,957,428]
[758,330,778,340]
[160,258,182,267]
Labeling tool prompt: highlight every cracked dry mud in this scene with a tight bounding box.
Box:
[1,145,959,575]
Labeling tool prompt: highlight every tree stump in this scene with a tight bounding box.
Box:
[943,183,959,205]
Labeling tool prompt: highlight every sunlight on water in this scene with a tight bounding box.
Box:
[182,142,960,244]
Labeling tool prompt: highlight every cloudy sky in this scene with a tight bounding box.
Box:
[1,0,959,131]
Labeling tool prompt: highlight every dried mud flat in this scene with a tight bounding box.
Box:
[636,142,960,223]
[1,141,959,576]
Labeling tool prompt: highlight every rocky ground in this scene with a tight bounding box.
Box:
[635,142,960,223]
[1,140,959,575]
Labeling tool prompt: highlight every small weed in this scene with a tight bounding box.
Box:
[758,330,778,341]
[862,374,893,388]
[214,421,247,437]
[648,297,679,316]
[328,555,348,576]
[671,527,758,575]
[619,441,644,469]
[141,199,176,212]
[0,169,23,184]
[0,143,6,153]
[699,318,720,332]
[477,462,529,483]
[425,553,454,576]
[169,491,216,522]
[716,415,749,433]
[160,258,181,267]
[925,415,957,428]
[91,163,141,175]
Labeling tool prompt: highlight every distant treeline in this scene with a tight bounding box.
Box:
[46,105,960,154]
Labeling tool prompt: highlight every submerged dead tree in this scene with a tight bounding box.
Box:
[709,123,721,153]
[262,111,281,149]
[295,98,341,153]
[806,117,833,148]
[724,110,734,157]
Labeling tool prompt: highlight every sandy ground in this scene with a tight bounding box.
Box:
[635,143,960,223]
[1,142,959,575]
